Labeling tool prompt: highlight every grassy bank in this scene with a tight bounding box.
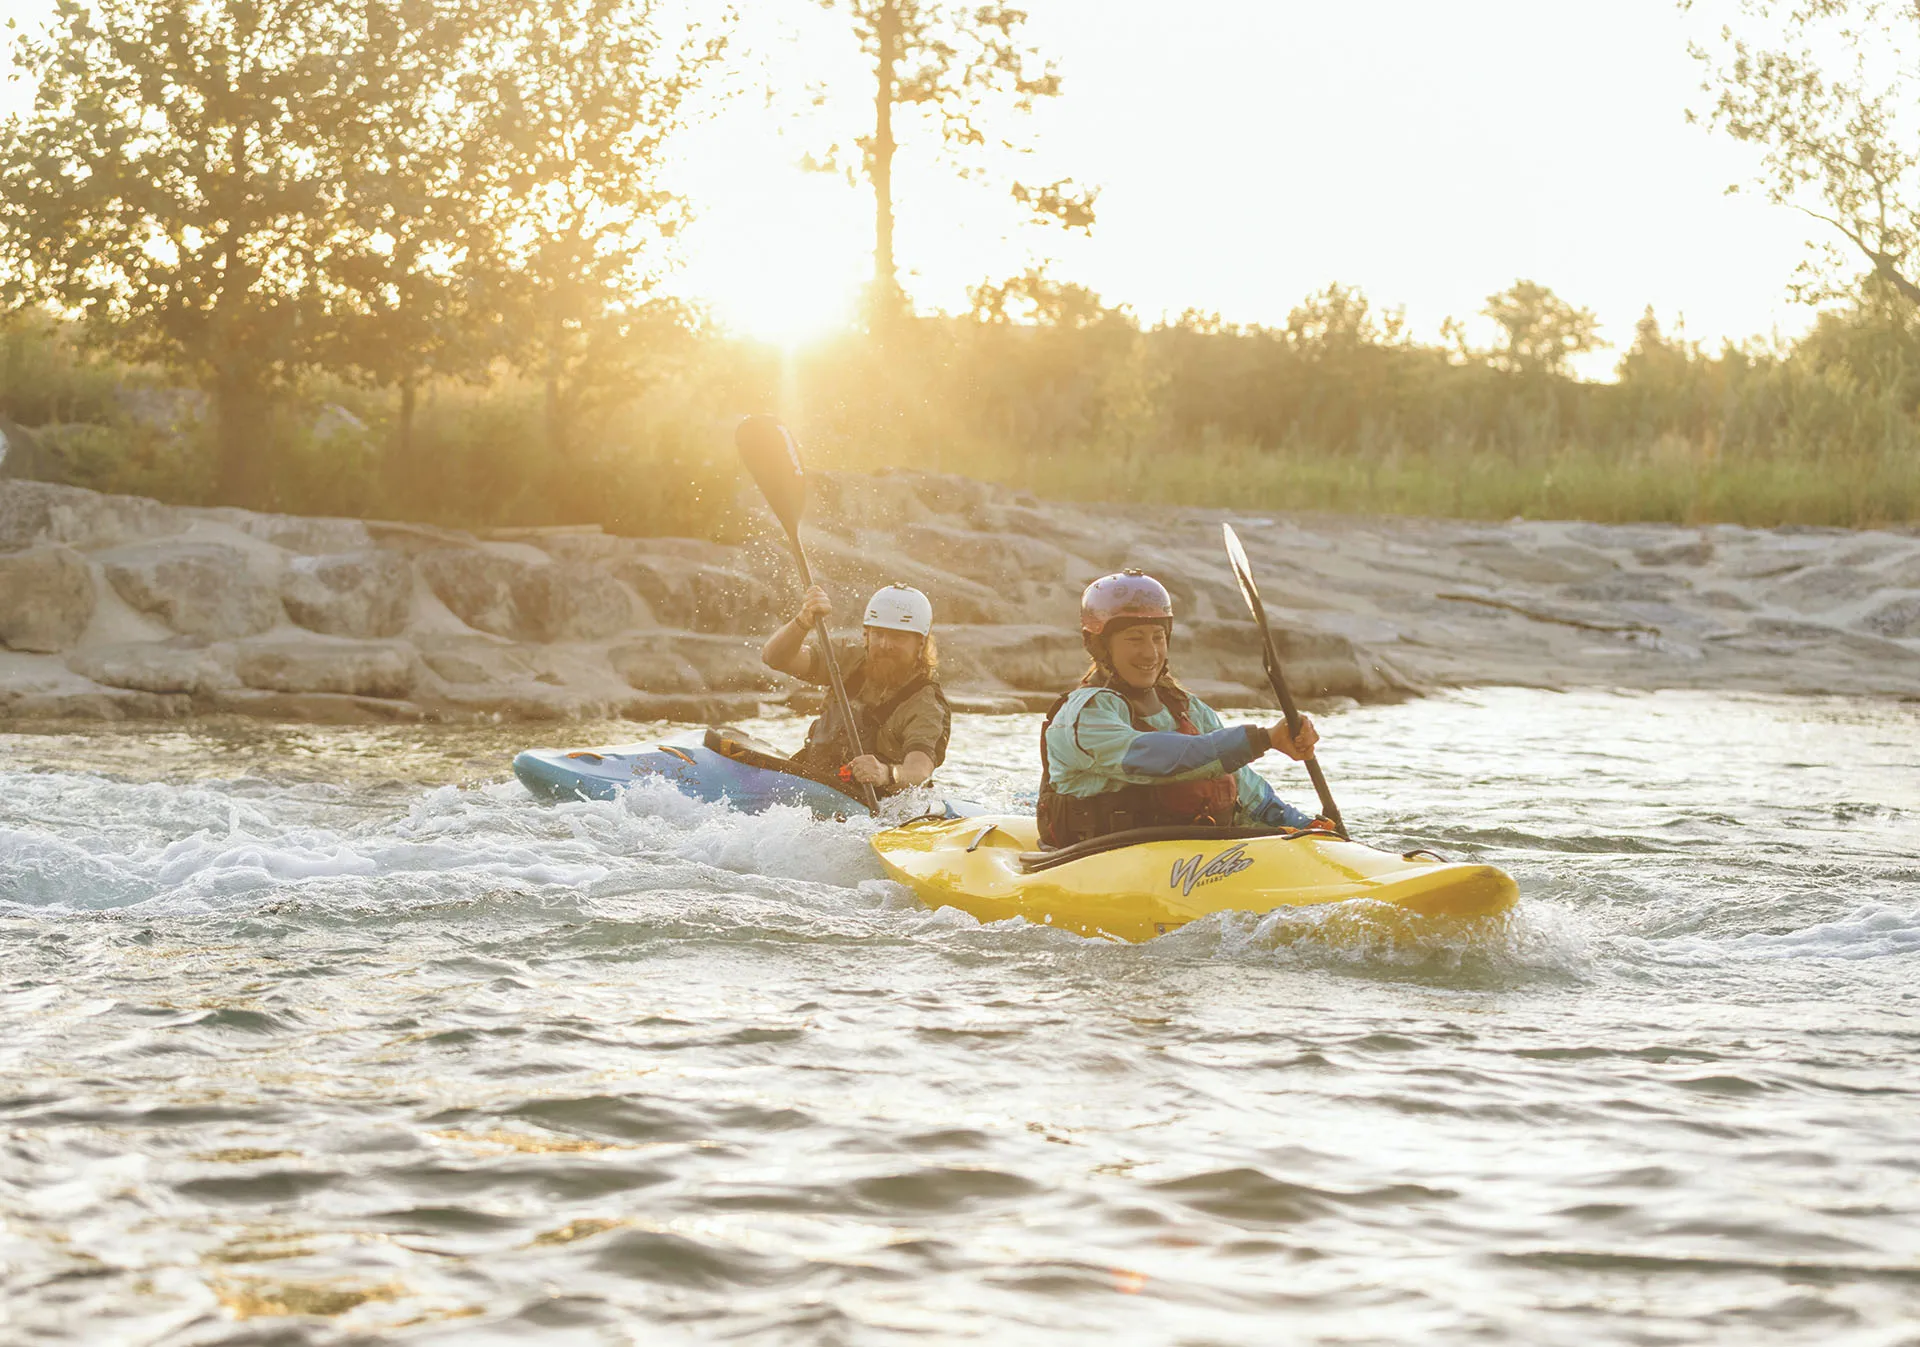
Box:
[955,437,1920,530]
[5,292,1920,537]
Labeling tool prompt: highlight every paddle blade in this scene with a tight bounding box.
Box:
[1221,522,1270,635]
[735,415,808,535]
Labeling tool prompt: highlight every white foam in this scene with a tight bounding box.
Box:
[671,804,881,888]
[1185,894,1598,979]
[0,825,167,910]
[151,832,379,884]
[1722,905,1920,960]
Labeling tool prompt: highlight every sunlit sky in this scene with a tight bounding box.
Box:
[671,0,1819,374]
[1,0,1823,375]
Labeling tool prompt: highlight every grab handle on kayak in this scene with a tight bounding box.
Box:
[965,823,1004,853]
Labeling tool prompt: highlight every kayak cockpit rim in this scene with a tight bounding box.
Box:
[1016,823,1344,874]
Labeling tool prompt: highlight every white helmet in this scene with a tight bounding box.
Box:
[863,583,932,635]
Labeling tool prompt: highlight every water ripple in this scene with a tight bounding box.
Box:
[0,690,1915,1343]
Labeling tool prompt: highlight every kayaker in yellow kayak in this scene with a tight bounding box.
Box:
[762,583,951,797]
[1039,571,1323,848]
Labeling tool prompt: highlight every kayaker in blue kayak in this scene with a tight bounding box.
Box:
[1038,571,1324,848]
[762,583,951,796]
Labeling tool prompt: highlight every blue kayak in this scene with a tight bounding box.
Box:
[514,737,862,816]
[513,726,990,820]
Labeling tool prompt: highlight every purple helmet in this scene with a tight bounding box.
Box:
[1080,570,1174,635]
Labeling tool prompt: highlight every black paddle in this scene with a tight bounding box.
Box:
[1221,522,1348,839]
[734,415,879,812]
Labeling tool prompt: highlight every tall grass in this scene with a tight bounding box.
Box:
[965,436,1920,528]
[4,287,1918,535]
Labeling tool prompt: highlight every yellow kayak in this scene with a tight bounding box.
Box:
[871,815,1518,942]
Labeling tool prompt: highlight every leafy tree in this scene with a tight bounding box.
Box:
[811,1,1096,322]
[467,0,726,471]
[1483,279,1604,376]
[1284,283,1407,356]
[1617,307,1714,385]
[317,0,513,465]
[0,0,723,505]
[968,265,1118,328]
[0,0,360,503]
[1689,0,1920,306]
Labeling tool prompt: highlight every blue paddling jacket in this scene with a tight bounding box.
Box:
[1038,681,1314,847]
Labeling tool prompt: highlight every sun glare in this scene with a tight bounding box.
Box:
[672,123,868,349]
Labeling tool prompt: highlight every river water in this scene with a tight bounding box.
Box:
[1,688,1915,1345]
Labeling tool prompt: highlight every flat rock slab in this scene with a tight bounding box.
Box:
[418,550,648,643]
[0,545,95,652]
[3,471,1919,725]
[1860,596,1920,639]
[610,634,781,694]
[417,548,530,638]
[611,554,780,633]
[512,562,644,643]
[234,638,415,699]
[67,640,239,696]
[281,551,414,638]
[0,480,184,553]
[0,685,193,719]
[414,633,544,686]
[101,541,281,640]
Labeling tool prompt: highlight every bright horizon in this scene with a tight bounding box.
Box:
[670,0,1821,375]
[0,0,1827,373]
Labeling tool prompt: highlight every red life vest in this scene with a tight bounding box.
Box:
[1036,682,1241,848]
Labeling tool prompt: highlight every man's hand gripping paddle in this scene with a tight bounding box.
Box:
[1222,522,1348,839]
[735,415,879,812]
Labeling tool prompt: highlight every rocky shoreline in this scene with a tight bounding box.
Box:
[1,471,1917,727]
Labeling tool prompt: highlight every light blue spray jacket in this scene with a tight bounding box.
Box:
[1043,685,1315,829]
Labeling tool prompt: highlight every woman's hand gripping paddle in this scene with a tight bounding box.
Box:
[735,415,879,812]
[1222,522,1348,839]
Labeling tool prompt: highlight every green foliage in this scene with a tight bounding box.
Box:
[1693,0,1920,306]
[1483,280,1605,376]
[4,269,1918,534]
[0,0,360,499]
[466,0,726,467]
[318,0,522,416]
[0,0,726,506]
[757,276,1920,529]
[0,308,137,428]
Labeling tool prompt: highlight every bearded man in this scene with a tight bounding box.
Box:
[760,583,951,796]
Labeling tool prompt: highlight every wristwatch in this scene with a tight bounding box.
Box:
[886,763,898,787]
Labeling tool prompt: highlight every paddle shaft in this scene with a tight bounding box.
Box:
[1257,636,1346,838]
[782,528,880,812]
[1221,522,1347,838]
[733,416,879,813]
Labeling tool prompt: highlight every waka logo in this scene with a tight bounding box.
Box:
[1169,843,1254,897]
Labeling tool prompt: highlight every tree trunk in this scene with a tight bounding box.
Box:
[870,0,902,327]
[211,120,266,507]
[1872,253,1920,309]
[213,370,266,507]
[545,345,570,516]
[397,377,417,462]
